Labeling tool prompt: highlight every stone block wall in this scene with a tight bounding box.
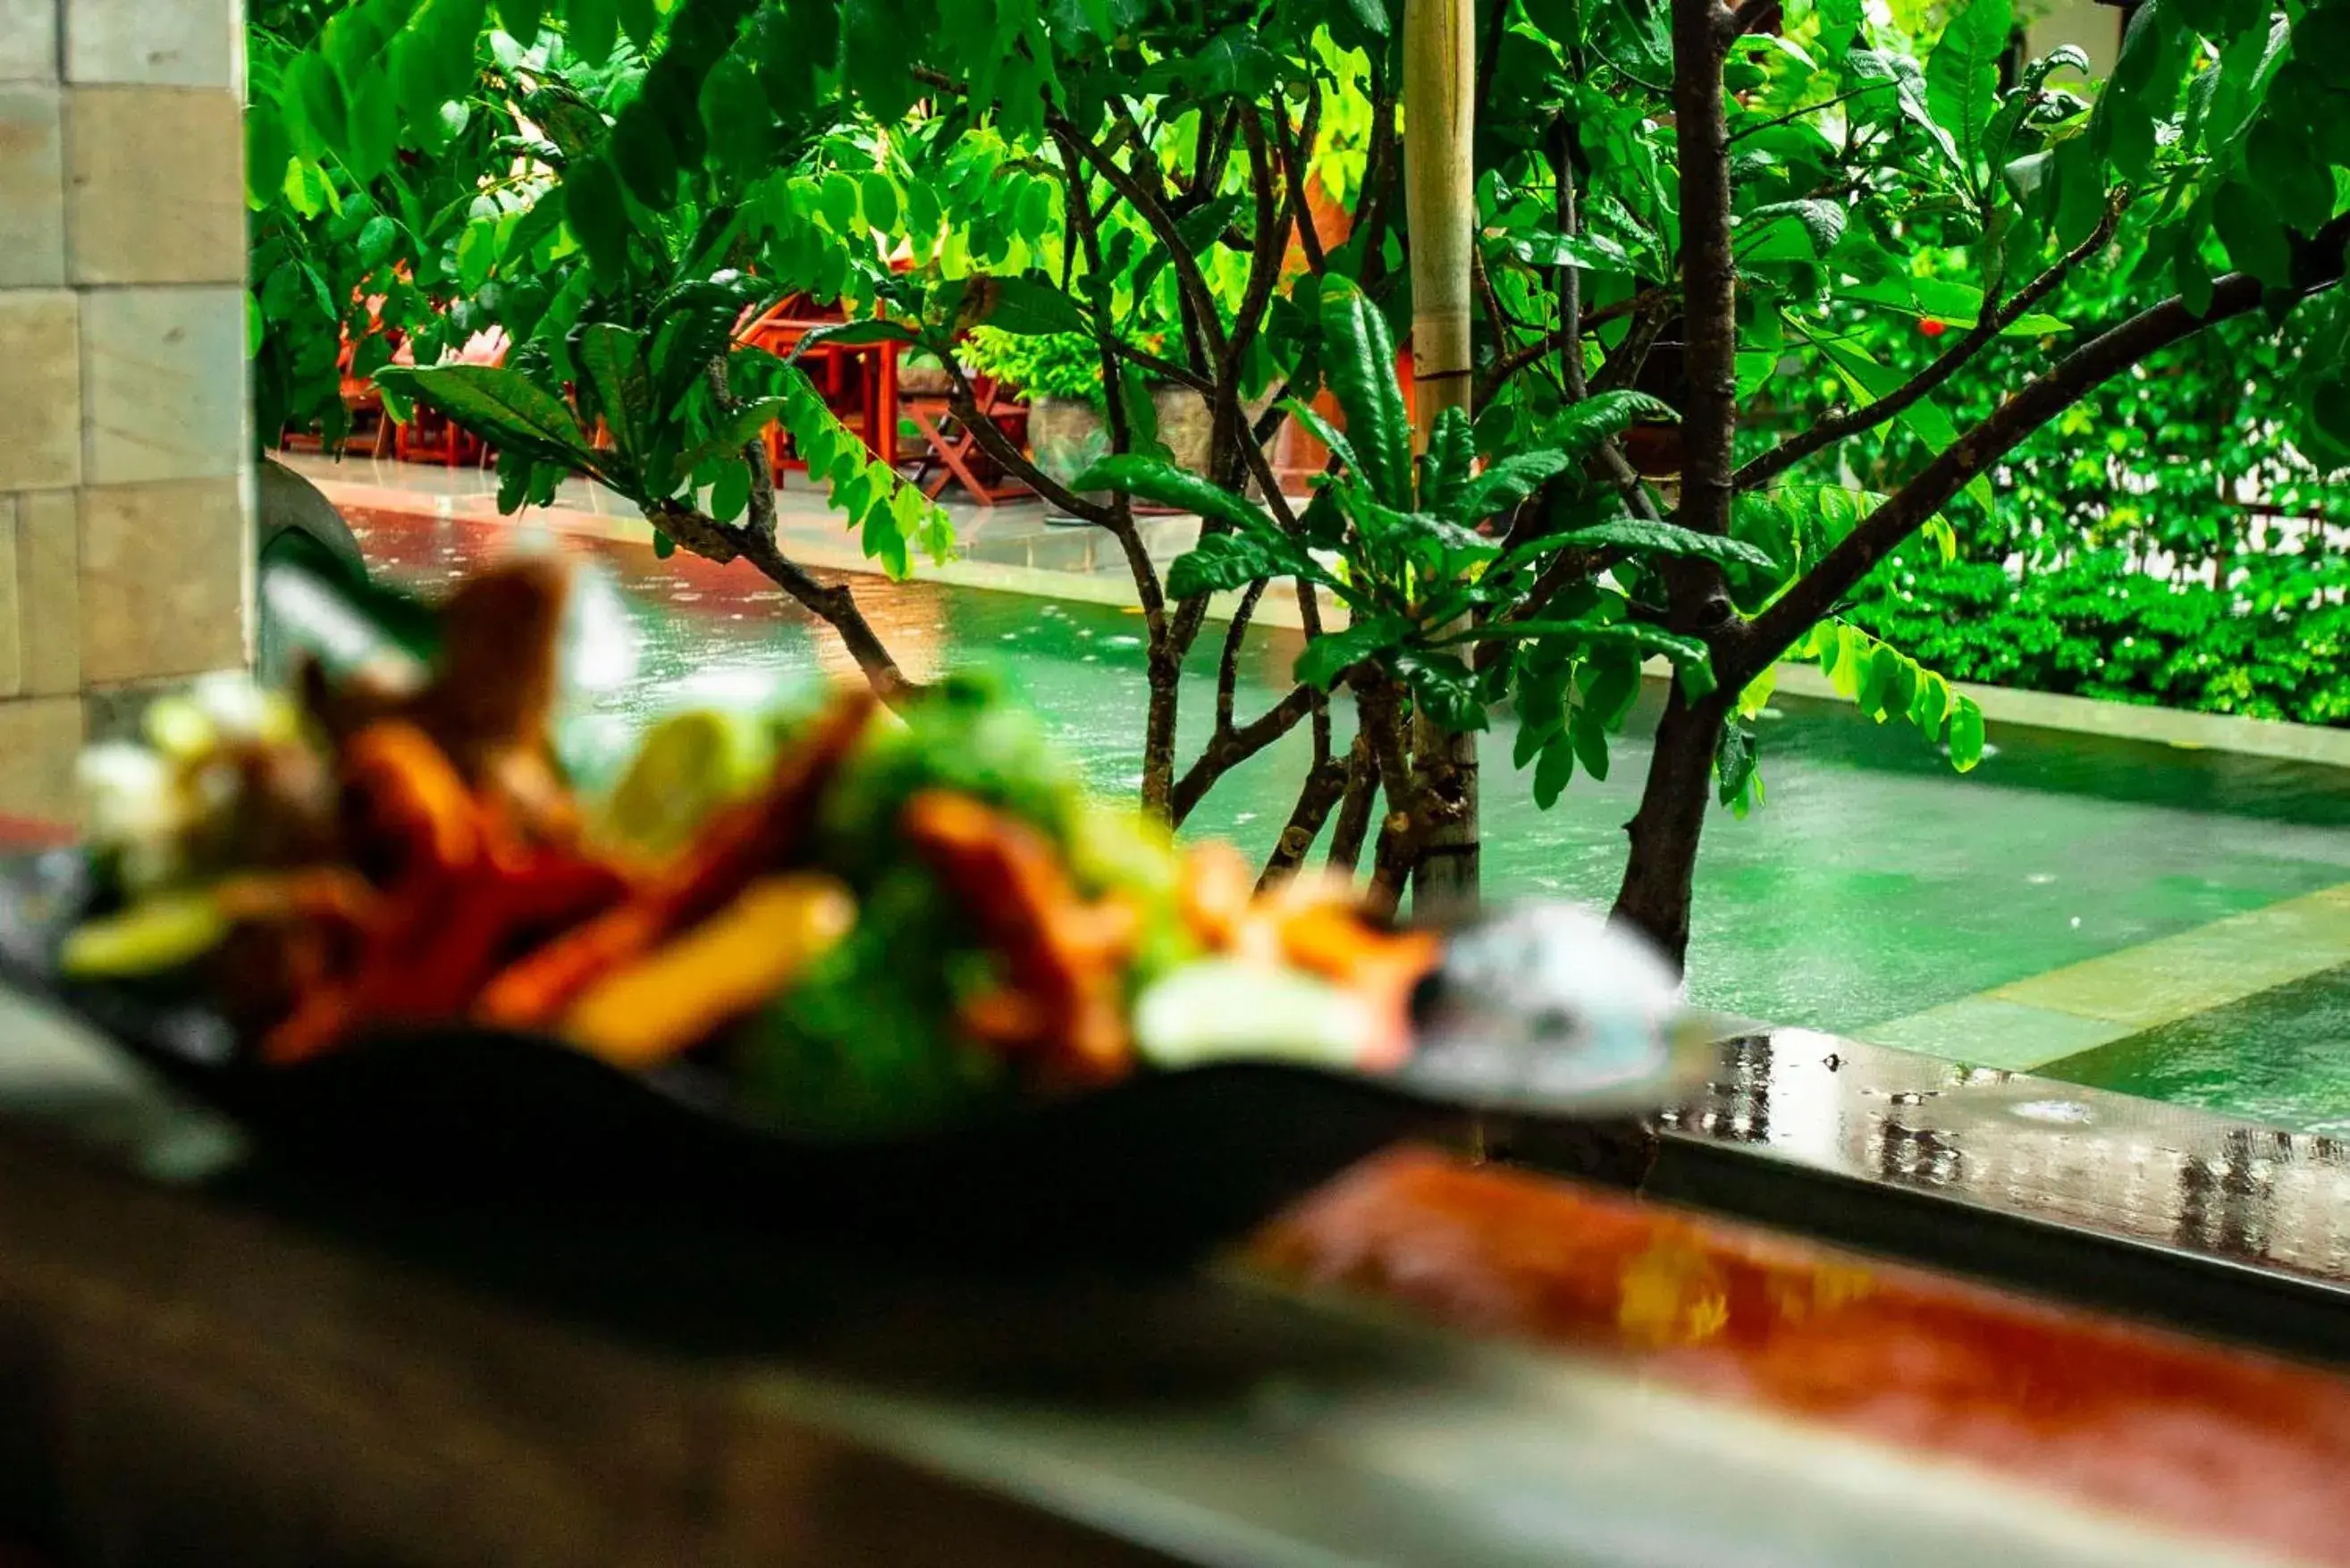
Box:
[0,0,248,823]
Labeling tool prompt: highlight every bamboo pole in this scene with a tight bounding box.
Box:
[1401,0,1480,915]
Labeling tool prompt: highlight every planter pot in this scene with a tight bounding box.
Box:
[1028,395,1112,521]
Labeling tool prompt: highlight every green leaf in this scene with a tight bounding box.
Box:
[357,213,400,269]
[294,51,350,157]
[1947,696,1986,771]
[1394,650,1488,733]
[1278,396,1363,479]
[784,317,918,364]
[1175,193,1249,255]
[567,0,618,63]
[2048,131,2106,251]
[246,94,291,200]
[1803,323,1992,507]
[576,322,654,460]
[1318,274,1412,510]
[859,172,899,233]
[699,56,771,182]
[496,0,543,39]
[1421,406,1475,514]
[966,274,1091,337]
[1738,199,1848,263]
[1592,0,1672,88]
[708,455,752,523]
[1863,47,1965,175]
[1357,501,1497,575]
[616,0,657,48]
[343,71,400,182]
[818,170,862,233]
[1294,616,1411,688]
[1715,719,1758,811]
[1117,365,1163,457]
[562,151,632,283]
[611,101,680,209]
[1813,0,1862,59]
[1925,0,2012,183]
[2090,0,2182,181]
[1531,734,1576,810]
[1910,667,1953,733]
[675,395,787,479]
[375,364,597,468]
[2246,118,2336,238]
[860,468,912,578]
[1569,712,1610,781]
[2205,16,2289,152]
[1074,455,1281,538]
[1550,517,1778,570]
[1167,532,1290,600]
[1552,389,1675,458]
[652,527,677,560]
[457,215,498,292]
[1452,450,1572,524]
[2212,181,2294,288]
[1480,619,1711,670]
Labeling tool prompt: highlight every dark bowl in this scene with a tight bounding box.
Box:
[0,847,1688,1268]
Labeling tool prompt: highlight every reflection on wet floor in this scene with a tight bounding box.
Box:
[348,510,2350,1131]
[1658,1031,2350,1280]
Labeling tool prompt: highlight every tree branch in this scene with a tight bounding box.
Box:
[1358,674,1423,915]
[651,499,920,708]
[1169,679,1326,823]
[1354,65,1402,287]
[1585,289,1673,394]
[1474,289,1658,402]
[1049,125,1169,649]
[1554,114,1589,402]
[1738,210,2350,682]
[1325,735,1378,874]
[1057,108,1231,366]
[1733,193,2124,493]
[1275,82,1327,275]
[1727,80,1896,145]
[1259,754,1352,889]
[1215,581,1266,734]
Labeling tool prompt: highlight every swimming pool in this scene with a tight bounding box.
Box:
[353,512,2350,1133]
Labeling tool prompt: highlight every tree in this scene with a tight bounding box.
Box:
[253,0,1415,889]
[1592,0,2350,962]
[249,0,2350,968]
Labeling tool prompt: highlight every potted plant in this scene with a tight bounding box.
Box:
[959,329,1219,522]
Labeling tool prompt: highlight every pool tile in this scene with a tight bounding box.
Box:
[1991,882,2350,1028]
[1855,997,2135,1071]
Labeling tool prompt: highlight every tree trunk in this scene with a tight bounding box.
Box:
[1608,0,1740,970]
[1140,650,1180,816]
[1610,686,1725,970]
[1401,0,1481,920]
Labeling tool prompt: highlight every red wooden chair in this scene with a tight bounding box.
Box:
[736,294,900,480]
[900,368,1032,506]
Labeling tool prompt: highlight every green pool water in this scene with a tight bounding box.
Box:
[353,515,2350,1131]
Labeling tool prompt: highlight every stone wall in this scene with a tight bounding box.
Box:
[0,0,248,823]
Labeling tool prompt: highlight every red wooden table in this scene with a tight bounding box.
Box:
[1256,1148,2350,1568]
